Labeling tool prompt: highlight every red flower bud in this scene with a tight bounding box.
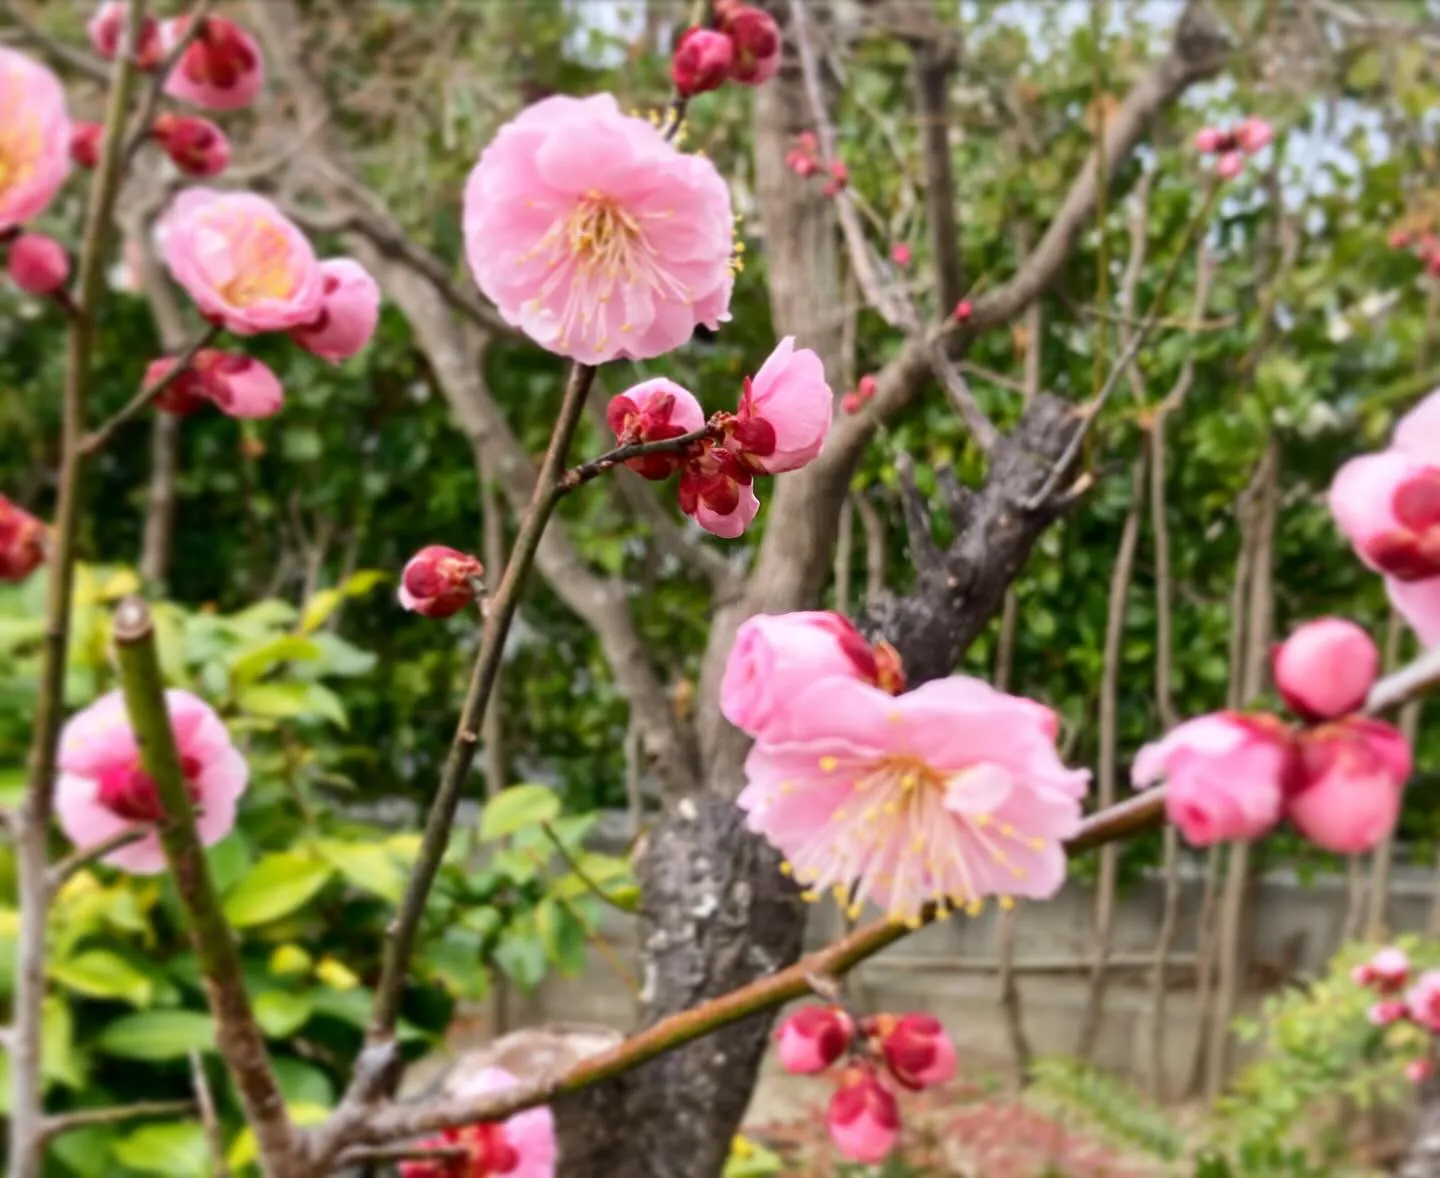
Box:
[151,113,232,178]
[6,233,70,297]
[775,1005,853,1074]
[70,122,104,170]
[0,495,47,583]
[398,546,485,619]
[716,1,780,86]
[671,27,735,98]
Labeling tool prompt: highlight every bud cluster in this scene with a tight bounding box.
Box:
[773,1003,957,1164]
[670,2,781,99]
[1194,116,1274,180]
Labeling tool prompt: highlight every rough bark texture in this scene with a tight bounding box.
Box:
[553,795,805,1176]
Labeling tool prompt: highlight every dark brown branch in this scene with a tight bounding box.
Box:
[46,827,148,891]
[557,425,721,493]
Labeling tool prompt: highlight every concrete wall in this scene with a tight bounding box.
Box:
[477,834,1439,1098]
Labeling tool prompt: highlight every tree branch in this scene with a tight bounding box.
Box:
[0,0,110,82]
[80,325,220,457]
[911,36,964,312]
[111,597,298,1172]
[557,425,722,493]
[120,0,217,168]
[11,12,148,1172]
[40,1100,195,1143]
[312,787,1190,1150]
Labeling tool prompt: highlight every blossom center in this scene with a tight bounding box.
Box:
[1369,467,1440,580]
[96,756,204,824]
[212,216,299,307]
[0,109,41,197]
[566,193,643,277]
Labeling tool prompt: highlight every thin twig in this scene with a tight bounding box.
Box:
[557,423,721,493]
[539,821,637,914]
[190,1049,230,1178]
[364,363,596,1045]
[80,325,220,456]
[121,0,218,169]
[112,597,298,1171]
[928,342,999,451]
[11,11,148,1174]
[1022,179,1221,510]
[46,827,148,891]
[40,1100,195,1143]
[1,0,110,82]
[340,1144,470,1166]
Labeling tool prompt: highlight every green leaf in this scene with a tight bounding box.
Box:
[339,568,388,597]
[254,990,313,1038]
[313,838,405,903]
[113,1122,208,1176]
[96,1010,215,1060]
[494,926,547,990]
[43,996,83,1088]
[272,1057,335,1108]
[228,599,298,631]
[234,681,348,729]
[49,949,153,1006]
[51,1126,118,1178]
[228,635,322,686]
[535,898,588,976]
[299,588,343,635]
[222,853,334,928]
[479,784,560,842]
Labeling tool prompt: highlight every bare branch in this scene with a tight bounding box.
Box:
[911,36,964,312]
[1,0,110,82]
[928,342,999,451]
[12,12,150,1172]
[112,598,298,1170]
[120,0,217,169]
[81,325,221,457]
[41,1100,195,1142]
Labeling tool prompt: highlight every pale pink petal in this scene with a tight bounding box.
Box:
[1327,449,1417,560]
[692,482,759,538]
[1394,389,1440,463]
[0,48,73,231]
[1388,576,1440,648]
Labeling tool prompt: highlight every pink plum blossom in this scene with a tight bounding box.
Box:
[1408,1059,1435,1084]
[1132,712,1290,846]
[161,188,324,334]
[399,1067,556,1178]
[55,689,248,875]
[1329,388,1440,646]
[1409,972,1440,1033]
[1194,126,1223,154]
[289,259,382,364]
[775,1005,853,1074]
[398,546,485,619]
[7,233,69,296]
[716,1,781,86]
[677,442,759,538]
[0,48,72,232]
[1355,946,1412,994]
[0,495,46,582]
[88,2,162,67]
[891,243,912,267]
[1234,116,1274,153]
[195,351,285,418]
[872,1012,957,1090]
[1286,716,1411,854]
[739,675,1088,924]
[151,113,231,178]
[1215,151,1245,180]
[730,336,834,474]
[605,378,707,480]
[1271,617,1379,720]
[160,15,265,111]
[721,610,904,739]
[463,93,734,365]
[827,1066,900,1164]
[1369,1000,1408,1027]
[671,27,734,98]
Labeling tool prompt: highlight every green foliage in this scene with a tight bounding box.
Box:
[1029,1057,1185,1161]
[0,566,631,1171]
